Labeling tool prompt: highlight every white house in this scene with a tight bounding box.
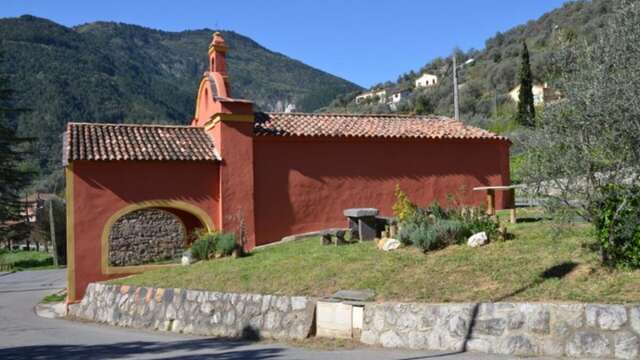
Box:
[355,89,388,104]
[390,89,410,104]
[509,83,561,105]
[415,73,438,88]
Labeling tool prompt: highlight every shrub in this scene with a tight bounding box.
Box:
[399,205,502,251]
[595,184,640,268]
[399,207,467,251]
[191,232,217,261]
[392,184,416,222]
[191,231,239,260]
[408,223,441,252]
[432,219,468,245]
[216,233,237,256]
[426,202,448,220]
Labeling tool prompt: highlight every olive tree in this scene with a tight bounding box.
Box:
[521,0,640,221]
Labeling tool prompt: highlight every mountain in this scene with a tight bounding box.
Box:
[325,0,616,129]
[0,15,361,179]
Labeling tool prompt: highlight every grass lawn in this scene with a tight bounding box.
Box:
[114,209,640,303]
[0,250,58,271]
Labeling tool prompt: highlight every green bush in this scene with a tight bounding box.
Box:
[399,205,501,252]
[408,223,441,252]
[216,233,237,256]
[399,208,467,251]
[425,202,449,220]
[432,219,468,245]
[465,214,500,241]
[190,231,238,260]
[595,184,640,268]
[191,232,217,261]
[392,185,416,222]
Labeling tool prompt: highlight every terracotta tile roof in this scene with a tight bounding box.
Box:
[254,113,508,141]
[64,122,219,163]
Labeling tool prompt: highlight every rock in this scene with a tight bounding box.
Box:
[472,318,506,336]
[586,304,627,330]
[566,331,611,358]
[630,306,640,334]
[382,238,401,251]
[467,232,488,247]
[331,289,375,302]
[360,330,378,345]
[181,250,192,266]
[290,297,307,311]
[497,335,536,356]
[467,338,491,353]
[522,304,550,334]
[380,330,404,348]
[615,331,639,360]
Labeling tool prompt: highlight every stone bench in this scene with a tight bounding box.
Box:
[344,208,379,241]
[320,228,348,246]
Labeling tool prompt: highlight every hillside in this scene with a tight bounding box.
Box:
[325,0,615,129]
[0,15,361,179]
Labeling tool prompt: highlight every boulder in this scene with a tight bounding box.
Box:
[181,250,193,266]
[382,239,402,251]
[468,232,489,247]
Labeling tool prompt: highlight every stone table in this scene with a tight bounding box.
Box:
[473,184,524,223]
[344,208,379,241]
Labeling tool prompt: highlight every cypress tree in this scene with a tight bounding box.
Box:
[0,49,32,233]
[516,41,536,126]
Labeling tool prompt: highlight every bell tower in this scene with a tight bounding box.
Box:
[192,32,257,249]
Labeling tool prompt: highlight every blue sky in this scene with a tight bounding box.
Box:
[2,0,568,87]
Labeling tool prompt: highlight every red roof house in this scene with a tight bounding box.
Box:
[64,33,511,302]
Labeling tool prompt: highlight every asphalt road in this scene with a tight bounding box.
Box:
[0,269,558,360]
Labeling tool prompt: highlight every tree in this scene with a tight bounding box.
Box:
[515,41,536,126]
[521,0,640,222]
[0,48,32,247]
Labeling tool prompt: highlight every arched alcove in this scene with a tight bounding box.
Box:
[101,200,214,274]
[108,208,187,266]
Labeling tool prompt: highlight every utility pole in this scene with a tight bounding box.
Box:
[49,198,58,267]
[493,87,498,119]
[453,54,460,121]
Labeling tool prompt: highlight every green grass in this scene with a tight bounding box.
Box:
[42,292,67,303]
[114,209,640,303]
[0,250,58,271]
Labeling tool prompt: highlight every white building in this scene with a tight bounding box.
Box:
[390,89,410,104]
[355,89,388,104]
[415,73,438,88]
[509,83,561,105]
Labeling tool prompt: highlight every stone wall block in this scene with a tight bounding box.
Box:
[567,331,612,358]
[615,331,639,360]
[497,335,537,356]
[587,305,628,331]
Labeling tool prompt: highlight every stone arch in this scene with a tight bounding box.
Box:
[101,200,214,274]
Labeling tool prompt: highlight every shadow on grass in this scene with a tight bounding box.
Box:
[493,261,578,302]
[514,217,548,223]
[0,338,282,360]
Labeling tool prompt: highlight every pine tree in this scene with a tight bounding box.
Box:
[516,41,536,126]
[0,49,32,234]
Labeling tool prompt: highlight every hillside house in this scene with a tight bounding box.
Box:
[64,32,512,302]
[415,73,438,88]
[355,89,387,104]
[509,83,561,105]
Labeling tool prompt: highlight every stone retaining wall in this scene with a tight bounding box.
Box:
[70,283,316,340]
[361,302,640,359]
